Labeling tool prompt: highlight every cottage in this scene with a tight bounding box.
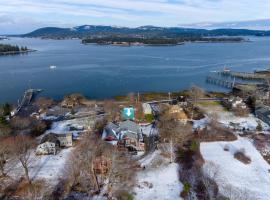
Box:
[41,132,73,148]
[56,133,73,147]
[168,105,188,124]
[255,106,270,126]
[36,142,57,155]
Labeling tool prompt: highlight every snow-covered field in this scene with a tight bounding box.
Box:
[10,148,72,186]
[218,112,269,131]
[201,137,270,200]
[134,151,183,200]
[199,103,269,131]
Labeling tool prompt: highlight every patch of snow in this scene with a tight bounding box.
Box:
[193,117,209,129]
[84,25,91,30]
[9,148,73,186]
[201,137,270,199]
[218,113,269,131]
[40,113,59,121]
[134,163,183,200]
[139,150,161,167]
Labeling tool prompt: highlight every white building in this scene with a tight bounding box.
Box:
[36,142,56,155]
[142,103,152,115]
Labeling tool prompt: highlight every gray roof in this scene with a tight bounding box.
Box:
[103,120,142,141]
[41,133,59,144]
[119,120,140,134]
[256,106,270,118]
[104,122,120,139]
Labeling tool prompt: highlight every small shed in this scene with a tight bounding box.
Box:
[142,103,152,115]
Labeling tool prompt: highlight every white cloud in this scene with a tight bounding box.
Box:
[0,0,270,33]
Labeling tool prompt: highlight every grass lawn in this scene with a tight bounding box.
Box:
[197,101,221,107]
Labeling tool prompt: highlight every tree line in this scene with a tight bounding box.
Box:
[0,44,28,53]
[82,36,245,45]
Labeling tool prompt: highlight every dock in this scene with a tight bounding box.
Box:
[11,89,42,116]
[218,70,268,80]
[206,76,236,88]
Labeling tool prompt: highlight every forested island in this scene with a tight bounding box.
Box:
[0,44,32,55]
[82,36,245,46]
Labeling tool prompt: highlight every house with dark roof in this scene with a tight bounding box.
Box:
[102,120,145,152]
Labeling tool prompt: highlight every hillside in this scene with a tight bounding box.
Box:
[23,25,270,39]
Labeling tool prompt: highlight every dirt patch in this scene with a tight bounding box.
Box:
[195,123,237,142]
[252,133,270,164]
[234,151,251,164]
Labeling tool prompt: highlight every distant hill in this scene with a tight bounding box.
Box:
[23,25,270,38]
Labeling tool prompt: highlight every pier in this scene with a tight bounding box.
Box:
[218,70,268,80]
[11,89,42,116]
[206,76,235,88]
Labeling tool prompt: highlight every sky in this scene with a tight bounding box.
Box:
[1,0,270,34]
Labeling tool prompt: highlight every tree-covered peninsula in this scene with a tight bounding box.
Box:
[0,44,29,55]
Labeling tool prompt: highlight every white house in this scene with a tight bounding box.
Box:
[142,103,152,115]
[36,142,56,155]
[229,96,247,109]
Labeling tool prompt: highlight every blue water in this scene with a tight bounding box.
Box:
[1,37,270,103]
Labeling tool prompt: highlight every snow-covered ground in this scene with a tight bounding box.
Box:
[9,148,72,186]
[134,151,183,200]
[201,137,270,200]
[218,112,269,131]
[199,103,269,131]
[193,117,209,129]
[39,116,95,140]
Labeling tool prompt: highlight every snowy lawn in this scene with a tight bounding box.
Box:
[201,137,270,200]
[9,148,73,186]
[134,151,183,200]
[199,103,269,131]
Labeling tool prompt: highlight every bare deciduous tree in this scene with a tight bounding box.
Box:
[11,135,36,184]
[190,85,204,107]
[106,149,136,198]
[200,161,221,199]
[0,137,12,177]
[10,117,32,130]
[35,97,55,110]
[103,100,120,122]
[158,105,193,163]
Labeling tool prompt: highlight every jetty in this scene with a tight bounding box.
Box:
[11,89,42,116]
[205,67,269,89]
[206,75,236,88]
[218,69,269,80]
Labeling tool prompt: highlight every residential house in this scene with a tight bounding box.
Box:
[102,122,120,145]
[176,96,188,106]
[255,106,270,126]
[36,142,57,155]
[168,105,188,124]
[119,120,144,151]
[56,133,73,147]
[36,133,60,155]
[228,96,247,109]
[102,120,145,152]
